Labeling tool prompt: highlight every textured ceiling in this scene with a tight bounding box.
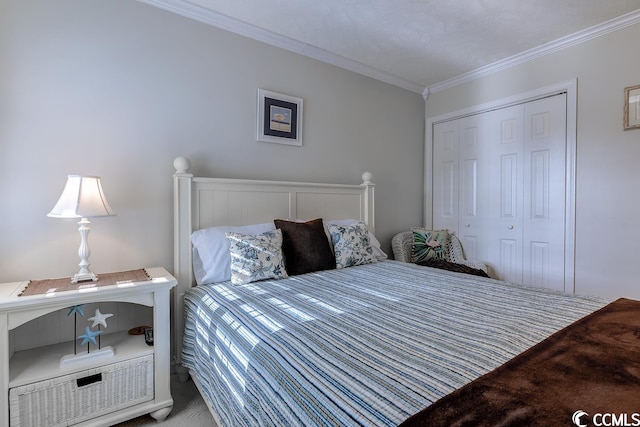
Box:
[152,0,640,92]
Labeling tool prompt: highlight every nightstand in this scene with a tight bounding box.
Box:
[0,267,177,427]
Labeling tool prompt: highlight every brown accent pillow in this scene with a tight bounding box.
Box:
[274,218,336,275]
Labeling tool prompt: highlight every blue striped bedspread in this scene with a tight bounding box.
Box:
[181,260,608,426]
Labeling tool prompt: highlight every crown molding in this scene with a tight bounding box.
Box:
[138,0,640,98]
[137,0,425,94]
[425,9,640,97]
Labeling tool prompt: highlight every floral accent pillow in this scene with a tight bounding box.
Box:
[411,228,449,263]
[225,229,288,285]
[329,222,377,269]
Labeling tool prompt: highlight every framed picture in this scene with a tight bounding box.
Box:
[624,84,640,130]
[257,89,303,146]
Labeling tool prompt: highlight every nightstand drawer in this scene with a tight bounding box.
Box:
[9,354,153,427]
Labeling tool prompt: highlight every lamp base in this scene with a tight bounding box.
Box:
[71,217,100,284]
[72,271,99,284]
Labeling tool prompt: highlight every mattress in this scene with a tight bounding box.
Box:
[180,260,608,426]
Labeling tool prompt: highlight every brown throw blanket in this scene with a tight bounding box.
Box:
[416,259,489,277]
[400,298,640,427]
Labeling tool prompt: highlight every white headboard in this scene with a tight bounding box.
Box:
[172,156,375,368]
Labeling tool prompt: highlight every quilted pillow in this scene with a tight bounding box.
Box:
[329,222,377,269]
[411,228,449,263]
[225,229,288,285]
[274,218,336,275]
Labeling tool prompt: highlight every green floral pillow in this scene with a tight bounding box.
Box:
[411,228,449,263]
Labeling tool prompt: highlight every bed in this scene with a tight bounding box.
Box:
[172,157,640,426]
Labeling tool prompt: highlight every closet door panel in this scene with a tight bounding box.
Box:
[487,105,524,283]
[499,238,520,284]
[458,115,488,261]
[523,94,567,291]
[500,154,519,219]
[529,241,550,288]
[433,121,459,234]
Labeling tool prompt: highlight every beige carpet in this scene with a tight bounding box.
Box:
[115,374,215,426]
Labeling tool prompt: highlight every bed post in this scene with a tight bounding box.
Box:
[173,156,193,381]
[361,172,375,235]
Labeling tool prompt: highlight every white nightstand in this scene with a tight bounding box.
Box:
[0,267,177,427]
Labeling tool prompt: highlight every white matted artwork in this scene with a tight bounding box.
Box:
[257,89,303,146]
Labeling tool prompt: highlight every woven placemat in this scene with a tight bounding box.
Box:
[19,269,150,297]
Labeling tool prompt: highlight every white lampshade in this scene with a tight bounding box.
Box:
[48,175,115,283]
[48,175,115,219]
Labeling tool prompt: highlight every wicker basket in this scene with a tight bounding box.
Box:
[9,354,154,427]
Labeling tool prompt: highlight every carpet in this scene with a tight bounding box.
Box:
[115,374,215,426]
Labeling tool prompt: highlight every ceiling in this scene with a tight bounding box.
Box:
[142,0,640,95]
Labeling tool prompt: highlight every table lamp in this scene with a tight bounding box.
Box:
[48,175,116,283]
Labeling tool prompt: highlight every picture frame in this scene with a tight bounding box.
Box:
[624,84,640,130]
[257,89,303,146]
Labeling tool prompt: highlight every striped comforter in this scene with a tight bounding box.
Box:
[181,260,608,426]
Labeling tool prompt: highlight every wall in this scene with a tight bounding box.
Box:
[0,0,425,283]
[425,21,640,300]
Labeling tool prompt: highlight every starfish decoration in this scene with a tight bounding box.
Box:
[88,309,113,329]
[78,326,103,346]
[67,304,85,317]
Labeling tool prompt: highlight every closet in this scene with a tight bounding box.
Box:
[432,93,568,292]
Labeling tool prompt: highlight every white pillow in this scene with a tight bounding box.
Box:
[191,222,276,285]
[325,219,388,260]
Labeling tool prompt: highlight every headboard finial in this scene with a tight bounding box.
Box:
[173,157,191,174]
[361,171,373,185]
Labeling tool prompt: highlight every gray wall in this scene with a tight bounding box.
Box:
[425,20,640,300]
[0,0,425,282]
